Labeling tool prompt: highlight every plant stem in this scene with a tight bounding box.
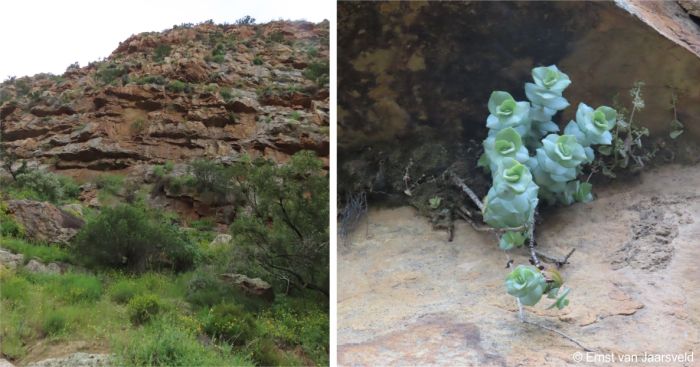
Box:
[447,171,484,211]
[527,214,541,268]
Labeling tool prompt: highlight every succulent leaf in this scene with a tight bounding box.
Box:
[486,91,531,137]
[505,265,546,306]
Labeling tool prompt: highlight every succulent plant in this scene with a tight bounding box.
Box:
[564,103,617,163]
[526,105,560,146]
[528,133,586,184]
[505,265,547,306]
[524,65,571,112]
[479,127,530,173]
[499,231,527,250]
[482,158,539,229]
[479,65,617,309]
[486,91,531,138]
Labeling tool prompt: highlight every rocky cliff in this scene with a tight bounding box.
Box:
[0,20,329,174]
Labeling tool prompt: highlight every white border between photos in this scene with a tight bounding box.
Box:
[329,1,338,366]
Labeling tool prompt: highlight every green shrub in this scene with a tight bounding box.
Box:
[268,31,285,43]
[109,279,142,304]
[306,47,318,58]
[258,297,329,365]
[13,170,80,204]
[0,276,30,303]
[152,165,165,178]
[189,218,215,232]
[219,87,233,102]
[1,201,24,238]
[130,119,146,135]
[72,204,198,272]
[250,338,305,366]
[203,303,256,345]
[163,161,175,173]
[96,63,128,85]
[185,271,230,308]
[58,273,102,303]
[42,310,68,336]
[127,294,161,325]
[132,74,166,85]
[290,111,301,121]
[252,56,263,65]
[211,44,226,63]
[114,317,253,366]
[95,174,124,196]
[166,80,191,93]
[303,61,329,86]
[152,44,172,62]
[185,271,269,312]
[0,334,25,360]
[163,174,196,195]
[188,159,237,204]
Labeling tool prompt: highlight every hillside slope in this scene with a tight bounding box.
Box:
[0,20,329,173]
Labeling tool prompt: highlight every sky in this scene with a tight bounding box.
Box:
[0,0,332,80]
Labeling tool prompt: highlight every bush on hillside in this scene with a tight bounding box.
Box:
[230,151,329,296]
[187,159,239,205]
[13,169,80,204]
[72,204,198,273]
[202,303,256,345]
[128,294,162,325]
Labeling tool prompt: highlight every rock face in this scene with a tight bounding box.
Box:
[220,273,274,301]
[25,353,111,367]
[337,2,700,196]
[1,20,329,172]
[678,0,700,17]
[6,200,84,244]
[338,164,700,366]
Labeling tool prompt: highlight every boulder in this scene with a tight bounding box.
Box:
[7,200,85,244]
[209,233,232,247]
[26,353,112,367]
[220,273,274,301]
[61,203,84,218]
[0,358,16,367]
[0,248,24,269]
[24,259,66,274]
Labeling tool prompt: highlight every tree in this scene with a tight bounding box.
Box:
[230,151,329,296]
[235,15,256,25]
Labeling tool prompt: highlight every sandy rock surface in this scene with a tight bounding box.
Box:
[338,164,700,366]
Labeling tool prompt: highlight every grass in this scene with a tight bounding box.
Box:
[109,278,144,304]
[0,236,72,264]
[0,265,328,366]
[95,174,124,196]
[113,316,254,366]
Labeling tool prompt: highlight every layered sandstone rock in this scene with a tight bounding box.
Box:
[1,20,329,172]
